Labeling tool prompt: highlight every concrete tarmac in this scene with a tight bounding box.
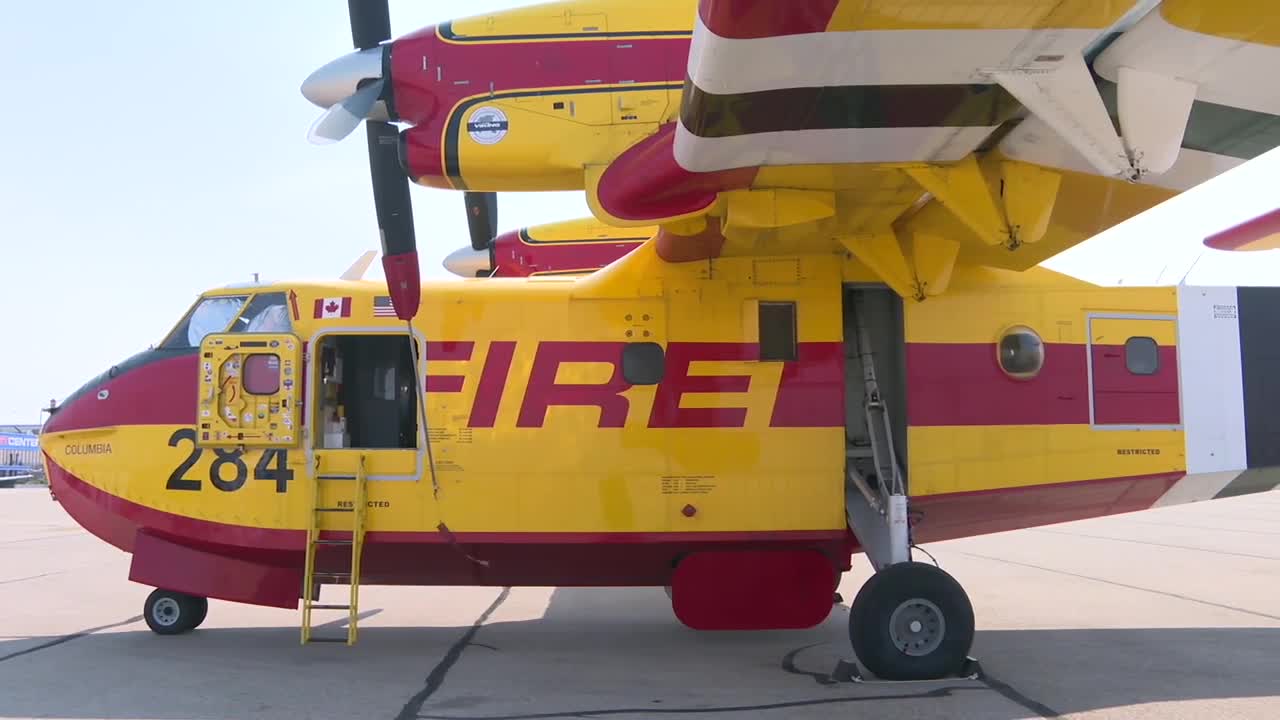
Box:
[1,486,1277,720]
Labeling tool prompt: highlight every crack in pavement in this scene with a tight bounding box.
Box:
[396,587,511,720]
[0,615,144,663]
[0,571,65,586]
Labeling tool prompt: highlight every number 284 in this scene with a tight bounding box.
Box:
[164,428,293,493]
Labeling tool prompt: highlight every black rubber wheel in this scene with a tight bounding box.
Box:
[188,596,209,629]
[848,562,974,681]
[143,589,205,635]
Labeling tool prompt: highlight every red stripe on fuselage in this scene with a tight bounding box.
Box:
[906,342,1182,427]
[912,472,1184,543]
[1092,345,1180,425]
[907,342,1090,426]
[772,342,846,428]
[44,353,197,434]
[698,0,841,39]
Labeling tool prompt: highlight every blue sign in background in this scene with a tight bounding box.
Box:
[0,432,40,473]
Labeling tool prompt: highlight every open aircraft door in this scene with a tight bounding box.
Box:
[198,333,303,448]
[1087,315,1181,429]
[306,330,425,484]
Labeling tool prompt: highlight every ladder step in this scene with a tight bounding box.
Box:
[313,539,353,546]
[315,507,354,513]
[313,572,351,579]
[309,603,351,610]
[308,637,350,643]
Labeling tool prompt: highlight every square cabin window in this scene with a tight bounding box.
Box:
[1125,337,1159,375]
[243,354,282,395]
[759,302,798,362]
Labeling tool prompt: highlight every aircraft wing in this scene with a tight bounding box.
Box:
[586,0,1280,297]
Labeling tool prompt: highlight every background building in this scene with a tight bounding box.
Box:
[1,425,42,486]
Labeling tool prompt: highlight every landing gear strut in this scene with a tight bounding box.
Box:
[143,588,208,635]
[843,292,975,680]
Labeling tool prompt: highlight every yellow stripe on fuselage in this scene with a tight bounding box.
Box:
[443,0,696,42]
[904,268,1177,344]
[910,424,1184,497]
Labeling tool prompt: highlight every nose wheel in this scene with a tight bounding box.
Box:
[143,589,209,635]
[849,561,974,680]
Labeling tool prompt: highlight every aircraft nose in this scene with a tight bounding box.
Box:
[443,247,493,277]
[301,46,387,113]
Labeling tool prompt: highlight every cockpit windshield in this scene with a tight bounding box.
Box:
[160,291,294,349]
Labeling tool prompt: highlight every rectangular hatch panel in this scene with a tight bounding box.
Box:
[198,333,303,447]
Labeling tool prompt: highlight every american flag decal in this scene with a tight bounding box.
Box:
[373,295,397,318]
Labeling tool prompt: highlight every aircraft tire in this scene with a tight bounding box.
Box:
[188,597,209,629]
[848,561,974,681]
[143,589,206,635]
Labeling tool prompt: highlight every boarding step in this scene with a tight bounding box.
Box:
[301,453,370,646]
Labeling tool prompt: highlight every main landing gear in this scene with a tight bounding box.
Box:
[143,588,209,635]
[843,293,975,681]
[848,562,975,680]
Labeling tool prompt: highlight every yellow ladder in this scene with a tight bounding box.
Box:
[301,454,368,645]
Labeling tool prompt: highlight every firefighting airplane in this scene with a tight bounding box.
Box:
[39,0,1280,681]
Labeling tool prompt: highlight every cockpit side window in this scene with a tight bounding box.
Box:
[229,292,293,335]
[160,295,249,349]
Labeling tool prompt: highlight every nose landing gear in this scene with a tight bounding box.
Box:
[143,588,209,635]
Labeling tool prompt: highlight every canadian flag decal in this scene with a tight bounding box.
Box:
[313,297,353,319]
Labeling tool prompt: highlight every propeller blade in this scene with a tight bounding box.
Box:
[365,120,420,320]
[307,79,384,145]
[464,191,498,252]
[347,0,391,49]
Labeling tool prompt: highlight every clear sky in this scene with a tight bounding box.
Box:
[1,0,1277,423]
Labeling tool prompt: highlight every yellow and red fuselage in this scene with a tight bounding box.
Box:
[41,243,1249,629]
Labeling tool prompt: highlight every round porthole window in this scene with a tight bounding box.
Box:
[997,326,1044,380]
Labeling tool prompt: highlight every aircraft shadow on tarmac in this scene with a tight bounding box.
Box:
[1,587,1277,719]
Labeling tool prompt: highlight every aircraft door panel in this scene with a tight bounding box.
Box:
[197,333,303,448]
[310,333,423,482]
[1088,315,1180,428]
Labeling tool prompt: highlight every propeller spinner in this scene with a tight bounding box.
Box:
[302,0,418,321]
